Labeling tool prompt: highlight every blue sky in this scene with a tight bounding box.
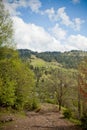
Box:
[3,0,87,52]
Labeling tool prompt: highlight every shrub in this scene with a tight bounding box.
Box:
[32,99,39,110]
[45,98,56,104]
[80,113,87,130]
[63,109,72,119]
[24,98,40,111]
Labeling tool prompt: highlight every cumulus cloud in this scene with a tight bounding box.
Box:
[44,7,84,31]
[3,1,84,31]
[45,7,72,26]
[57,7,72,26]
[67,34,87,50]
[73,18,84,31]
[3,0,41,15]
[3,0,87,52]
[44,8,55,21]
[50,24,67,40]
[28,0,41,13]
[12,16,87,52]
[12,16,65,52]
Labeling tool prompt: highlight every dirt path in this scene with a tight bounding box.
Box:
[0,104,82,130]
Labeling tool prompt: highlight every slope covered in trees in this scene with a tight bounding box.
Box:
[18,49,87,69]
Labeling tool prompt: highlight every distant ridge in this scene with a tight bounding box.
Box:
[18,49,87,69]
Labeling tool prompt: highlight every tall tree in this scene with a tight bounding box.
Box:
[51,68,69,111]
[0,2,35,110]
[78,59,87,113]
[0,1,13,47]
[0,50,35,109]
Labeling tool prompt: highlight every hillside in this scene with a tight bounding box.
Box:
[18,49,87,69]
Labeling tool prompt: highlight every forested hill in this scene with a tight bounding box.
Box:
[18,49,87,69]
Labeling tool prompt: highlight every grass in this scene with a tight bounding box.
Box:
[30,56,47,67]
[0,107,26,119]
[61,106,81,126]
[69,118,81,125]
[30,55,61,68]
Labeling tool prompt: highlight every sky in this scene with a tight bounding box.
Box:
[3,0,87,52]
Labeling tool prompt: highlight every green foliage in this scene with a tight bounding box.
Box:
[80,113,87,129]
[0,58,16,107]
[0,50,35,109]
[0,80,16,107]
[35,50,85,69]
[18,49,32,60]
[18,49,87,69]
[0,1,13,47]
[24,96,40,111]
[45,98,56,104]
[0,3,36,111]
[63,109,72,119]
[69,118,81,125]
[33,63,79,114]
[1,2,86,118]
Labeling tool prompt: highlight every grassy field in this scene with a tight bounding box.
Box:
[30,55,62,69]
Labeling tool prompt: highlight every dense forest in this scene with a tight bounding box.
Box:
[0,1,87,129]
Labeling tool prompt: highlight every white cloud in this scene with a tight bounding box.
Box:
[73,18,84,31]
[67,34,87,50]
[12,16,87,52]
[28,0,41,13]
[50,24,67,40]
[3,0,27,15]
[44,7,84,31]
[12,16,65,52]
[72,0,80,4]
[45,7,72,27]
[3,1,84,31]
[56,7,72,26]
[2,1,86,52]
[3,0,41,15]
[45,8,55,21]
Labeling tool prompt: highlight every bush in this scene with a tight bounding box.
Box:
[24,98,40,111]
[81,113,87,130]
[63,109,72,119]
[45,98,56,104]
[32,99,39,110]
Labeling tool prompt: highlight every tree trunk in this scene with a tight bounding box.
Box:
[78,91,81,119]
[58,99,62,111]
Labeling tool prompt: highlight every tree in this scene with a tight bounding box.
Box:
[0,2,35,110]
[50,68,70,111]
[38,73,54,103]
[0,52,35,109]
[78,59,87,113]
[0,1,13,47]
[0,2,16,107]
[34,67,42,88]
[0,1,15,60]
[48,68,78,112]
[38,67,72,111]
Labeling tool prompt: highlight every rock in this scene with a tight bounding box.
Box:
[0,115,14,123]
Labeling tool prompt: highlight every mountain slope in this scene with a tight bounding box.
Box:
[18,49,87,69]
